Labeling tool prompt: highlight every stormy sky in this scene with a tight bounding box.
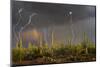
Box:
[12,1,96,47]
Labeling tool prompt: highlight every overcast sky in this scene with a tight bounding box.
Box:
[12,1,96,47]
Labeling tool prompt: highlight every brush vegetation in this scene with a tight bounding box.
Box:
[12,33,96,65]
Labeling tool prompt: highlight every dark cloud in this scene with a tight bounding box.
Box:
[11,1,96,47]
[12,1,96,28]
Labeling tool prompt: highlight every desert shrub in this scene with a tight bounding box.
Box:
[12,48,20,62]
[87,43,96,55]
[70,45,77,55]
[88,48,96,55]
[76,44,83,54]
[40,44,52,57]
[51,44,70,56]
[27,43,41,60]
[76,44,82,50]
[12,38,26,62]
[12,48,25,62]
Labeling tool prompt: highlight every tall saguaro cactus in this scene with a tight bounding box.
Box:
[82,32,88,54]
[51,31,54,46]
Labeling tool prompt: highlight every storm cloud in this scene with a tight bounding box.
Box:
[11,1,96,47]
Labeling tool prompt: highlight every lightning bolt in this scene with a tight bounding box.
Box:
[13,8,23,42]
[69,11,75,43]
[18,13,37,39]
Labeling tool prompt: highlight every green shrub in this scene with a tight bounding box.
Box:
[28,43,41,59]
[12,48,25,62]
